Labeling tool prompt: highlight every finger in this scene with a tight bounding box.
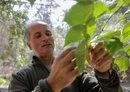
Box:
[96,60,112,72]
[62,50,75,65]
[87,52,94,65]
[88,45,95,55]
[88,45,94,52]
[87,45,94,62]
[94,42,104,53]
[57,47,75,60]
[95,53,112,66]
[100,60,112,69]
[94,49,108,62]
[65,61,76,73]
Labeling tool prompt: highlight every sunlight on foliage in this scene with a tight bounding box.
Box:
[114,57,129,71]
[64,0,130,73]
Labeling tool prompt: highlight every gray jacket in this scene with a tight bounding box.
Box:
[8,56,122,92]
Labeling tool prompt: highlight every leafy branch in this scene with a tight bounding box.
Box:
[64,0,130,73]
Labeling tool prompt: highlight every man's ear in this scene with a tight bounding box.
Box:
[27,42,32,50]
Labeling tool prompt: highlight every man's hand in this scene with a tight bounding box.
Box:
[88,42,112,73]
[47,47,78,92]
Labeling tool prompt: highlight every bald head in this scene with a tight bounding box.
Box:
[25,20,50,42]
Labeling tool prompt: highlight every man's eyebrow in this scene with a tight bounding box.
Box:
[46,29,51,32]
[34,32,40,36]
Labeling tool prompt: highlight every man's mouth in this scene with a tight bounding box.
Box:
[42,44,52,47]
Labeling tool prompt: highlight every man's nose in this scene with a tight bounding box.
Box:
[41,34,49,41]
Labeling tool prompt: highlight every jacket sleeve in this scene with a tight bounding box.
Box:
[33,79,52,92]
[80,69,123,92]
[95,69,123,92]
[8,72,31,92]
[8,72,52,92]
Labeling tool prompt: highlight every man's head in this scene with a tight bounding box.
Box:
[25,20,54,59]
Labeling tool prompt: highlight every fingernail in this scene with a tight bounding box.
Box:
[71,58,76,62]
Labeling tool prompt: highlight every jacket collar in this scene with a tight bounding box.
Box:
[32,56,43,66]
[32,56,50,73]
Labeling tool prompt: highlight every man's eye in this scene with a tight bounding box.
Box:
[46,32,52,36]
[35,34,41,38]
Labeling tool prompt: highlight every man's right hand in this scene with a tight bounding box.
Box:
[47,47,78,92]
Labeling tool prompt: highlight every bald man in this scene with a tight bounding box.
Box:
[8,20,122,92]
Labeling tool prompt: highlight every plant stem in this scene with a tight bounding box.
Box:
[95,4,124,41]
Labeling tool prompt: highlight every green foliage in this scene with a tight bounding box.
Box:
[123,0,130,5]
[124,45,130,55]
[0,0,29,87]
[65,25,84,46]
[75,40,87,73]
[93,1,106,18]
[0,77,6,86]
[104,38,123,55]
[64,2,93,26]
[121,22,130,42]
[97,31,121,41]
[86,17,96,37]
[28,0,36,6]
[64,0,130,72]
[0,75,8,87]
[114,57,129,71]
[106,0,123,13]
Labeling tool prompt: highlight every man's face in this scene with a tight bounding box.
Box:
[27,23,54,58]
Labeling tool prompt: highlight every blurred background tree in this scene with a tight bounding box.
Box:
[0,0,28,87]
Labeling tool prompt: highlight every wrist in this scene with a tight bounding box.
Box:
[95,68,112,79]
[47,78,61,92]
[38,79,52,92]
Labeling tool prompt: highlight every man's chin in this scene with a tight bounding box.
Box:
[40,49,53,55]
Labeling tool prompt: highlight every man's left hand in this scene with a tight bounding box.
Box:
[87,42,112,73]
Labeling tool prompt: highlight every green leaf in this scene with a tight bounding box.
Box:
[76,0,90,2]
[106,0,123,13]
[123,0,130,4]
[75,40,88,73]
[124,45,130,55]
[114,57,129,71]
[28,0,36,6]
[97,31,121,41]
[125,10,130,20]
[64,25,85,46]
[86,17,96,37]
[104,38,123,55]
[64,2,93,26]
[0,77,6,85]
[121,22,130,42]
[93,1,106,17]
[117,11,128,23]
[76,0,98,4]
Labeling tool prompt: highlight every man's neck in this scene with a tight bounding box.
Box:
[39,55,54,69]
